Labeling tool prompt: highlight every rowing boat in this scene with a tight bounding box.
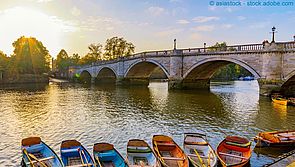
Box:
[216,136,252,167]
[254,130,295,147]
[272,97,288,106]
[127,139,161,167]
[93,142,128,167]
[21,137,64,167]
[60,140,95,167]
[183,133,218,167]
[152,135,189,167]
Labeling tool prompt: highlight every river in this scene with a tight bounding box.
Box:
[0,81,294,166]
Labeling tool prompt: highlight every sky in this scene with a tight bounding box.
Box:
[0,0,294,57]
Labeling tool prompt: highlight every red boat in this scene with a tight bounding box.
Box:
[216,136,252,167]
[254,130,295,147]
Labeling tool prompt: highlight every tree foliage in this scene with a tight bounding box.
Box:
[104,37,135,60]
[79,43,103,65]
[0,51,9,72]
[10,36,51,74]
[56,49,70,72]
[208,42,227,51]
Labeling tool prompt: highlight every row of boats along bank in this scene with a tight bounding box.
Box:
[21,130,295,167]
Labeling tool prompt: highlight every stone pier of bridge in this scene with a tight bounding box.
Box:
[69,41,295,96]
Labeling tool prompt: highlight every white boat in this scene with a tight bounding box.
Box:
[183,133,218,167]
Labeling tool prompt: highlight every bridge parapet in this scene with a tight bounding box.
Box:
[72,41,295,69]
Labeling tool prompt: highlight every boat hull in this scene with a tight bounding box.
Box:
[152,135,189,167]
[216,136,251,167]
[21,137,63,167]
[93,142,129,167]
[127,139,161,167]
[254,130,295,148]
[272,98,288,106]
[60,140,95,167]
[183,133,218,167]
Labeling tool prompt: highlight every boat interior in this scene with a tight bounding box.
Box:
[154,137,186,167]
[22,137,55,166]
[94,143,126,167]
[218,144,250,166]
[61,140,92,166]
[184,135,216,166]
[127,140,157,166]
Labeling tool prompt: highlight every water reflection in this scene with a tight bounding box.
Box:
[0,81,294,166]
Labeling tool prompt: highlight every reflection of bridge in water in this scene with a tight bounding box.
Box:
[69,41,295,96]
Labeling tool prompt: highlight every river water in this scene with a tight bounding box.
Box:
[0,81,294,167]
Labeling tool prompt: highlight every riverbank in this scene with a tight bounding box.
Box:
[0,74,49,85]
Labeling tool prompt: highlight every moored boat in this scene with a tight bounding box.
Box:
[152,135,189,167]
[21,136,64,167]
[216,136,252,167]
[127,139,161,167]
[254,130,295,147]
[93,142,128,167]
[272,97,288,106]
[60,140,95,167]
[183,133,218,167]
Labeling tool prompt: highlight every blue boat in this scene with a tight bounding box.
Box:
[60,140,95,167]
[93,143,129,167]
[21,137,64,167]
[127,139,161,167]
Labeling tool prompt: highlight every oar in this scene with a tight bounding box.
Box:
[78,148,85,165]
[81,149,91,167]
[207,151,211,167]
[194,149,206,167]
[28,152,48,167]
[153,141,165,165]
[95,155,103,167]
[23,149,35,167]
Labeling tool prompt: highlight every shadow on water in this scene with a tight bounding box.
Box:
[0,80,295,166]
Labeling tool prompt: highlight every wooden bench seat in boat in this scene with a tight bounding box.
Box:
[219,152,247,160]
[66,163,94,167]
[25,156,55,165]
[155,143,176,147]
[162,157,185,161]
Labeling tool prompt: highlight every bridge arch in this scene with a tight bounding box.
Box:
[281,70,295,96]
[96,67,117,84]
[183,57,261,80]
[79,70,92,84]
[124,59,169,79]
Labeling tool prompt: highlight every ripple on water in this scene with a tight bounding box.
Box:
[0,81,294,166]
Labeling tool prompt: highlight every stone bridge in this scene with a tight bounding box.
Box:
[69,41,295,96]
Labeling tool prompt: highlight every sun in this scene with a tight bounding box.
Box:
[0,7,75,56]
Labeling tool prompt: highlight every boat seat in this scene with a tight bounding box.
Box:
[133,157,148,165]
[102,161,115,167]
[27,152,53,166]
[68,156,82,166]
[61,148,79,154]
[99,151,116,161]
[25,143,44,153]
[225,141,251,148]
[26,156,55,165]
[127,146,152,153]
[156,143,176,147]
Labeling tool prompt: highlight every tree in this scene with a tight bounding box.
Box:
[10,36,51,74]
[0,51,9,72]
[70,53,80,66]
[88,43,103,60]
[103,37,135,60]
[79,53,97,65]
[56,49,70,72]
[208,42,227,51]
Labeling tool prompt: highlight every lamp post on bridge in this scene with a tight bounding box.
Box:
[271,26,277,43]
[293,35,295,42]
[204,42,206,52]
[173,39,177,50]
